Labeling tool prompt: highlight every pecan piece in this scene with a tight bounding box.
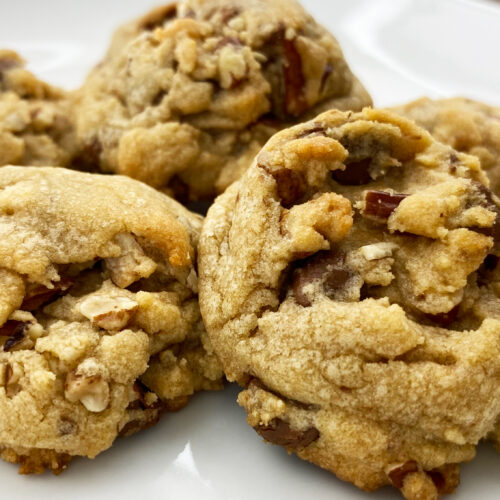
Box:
[282,39,307,116]
[79,295,138,330]
[363,190,408,220]
[332,158,373,186]
[64,370,109,413]
[22,277,74,311]
[255,418,319,449]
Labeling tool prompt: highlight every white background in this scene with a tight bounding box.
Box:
[1,1,500,499]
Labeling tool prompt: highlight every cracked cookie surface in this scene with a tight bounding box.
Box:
[0,166,223,474]
[198,108,500,499]
[0,50,76,167]
[391,97,500,195]
[73,0,371,200]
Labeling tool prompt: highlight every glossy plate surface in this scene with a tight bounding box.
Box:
[0,0,499,499]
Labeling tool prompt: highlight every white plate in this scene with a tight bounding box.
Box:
[1,1,500,499]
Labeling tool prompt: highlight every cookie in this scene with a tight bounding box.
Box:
[73,0,372,200]
[390,97,500,194]
[198,108,500,499]
[0,166,223,474]
[0,50,76,167]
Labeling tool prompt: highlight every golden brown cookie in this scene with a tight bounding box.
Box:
[0,50,76,167]
[0,166,223,474]
[73,0,372,200]
[391,97,500,195]
[198,108,500,499]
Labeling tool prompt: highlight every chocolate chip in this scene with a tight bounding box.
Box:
[255,418,319,449]
[293,251,352,307]
[427,464,460,495]
[282,39,307,117]
[266,167,306,208]
[362,190,408,220]
[2,322,25,352]
[0,320,24,337]
[22,277,74,312]
[140,3,177,30]
[387,460,419,489]
[331,158,373,186]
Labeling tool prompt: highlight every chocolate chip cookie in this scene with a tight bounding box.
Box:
[0,50,76,167]
[73,0,372,200]
[391,97,500,195]
[0,166,223,474]
[198,108,500,499]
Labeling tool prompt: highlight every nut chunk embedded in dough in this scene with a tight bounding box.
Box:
[0,166,223,474]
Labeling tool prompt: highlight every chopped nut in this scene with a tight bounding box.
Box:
[64,362,110,412]
[21,277,74,311]
[79,295,138,330]
[359,243,397,261]
[104,233,157,288]
[282,39,307,116]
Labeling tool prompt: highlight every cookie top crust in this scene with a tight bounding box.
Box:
[73,0,371,200]
[0,50,76,168]
[391,97,500,195]
[199,108,500,498]
[0,167,222,473]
